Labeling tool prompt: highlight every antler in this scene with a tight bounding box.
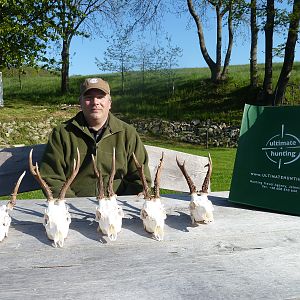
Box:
[58,148,81,200]
[91,154,105,200]
[201,153,212,194]
[29,149,53,201]
[108,148,116,198]
[153,152,164,199]
[176,157,197,194]
[7,171,26,209]
[132,153,151,199]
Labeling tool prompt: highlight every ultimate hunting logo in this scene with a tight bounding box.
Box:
[262,124,300,169]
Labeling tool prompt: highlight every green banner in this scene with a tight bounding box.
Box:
[229,104,300,215]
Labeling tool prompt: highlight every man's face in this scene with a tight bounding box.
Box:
[80,88,111,127]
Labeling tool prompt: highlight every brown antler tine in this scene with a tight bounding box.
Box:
[201,153,212,193]
[29,149,53,201]
[91,154,105,200]
[108,148,116,198]
[58,148,80,200]
[176,156,197,194]
[132,152,151,199]
[208,153,212,171]
[7,171,26,209]
[154,152,164,199]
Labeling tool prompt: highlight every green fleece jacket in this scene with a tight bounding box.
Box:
[39,111,151,198]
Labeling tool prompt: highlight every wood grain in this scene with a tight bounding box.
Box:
[0,192,299,300]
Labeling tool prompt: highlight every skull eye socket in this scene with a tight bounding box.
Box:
[44,215,49,226]
[95,210,101,221]
[141,209,148,219]
[3,216,10,226]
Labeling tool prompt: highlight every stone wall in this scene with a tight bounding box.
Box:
[0,116,240,147]
[131,119,240,147]
[0,118,62,147]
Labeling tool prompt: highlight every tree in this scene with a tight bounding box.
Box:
[186,0,235,82]
[134,40,155,89]
[157,36,183,95]
[134,34,182,95]
[274,0,300,105]
[0,0,53,71]
[46,0,164,94]
[250,0,259,87]
[95,28,135,94]
[262,0,275,104]
[46,0,117,94]
[255,0,300,105]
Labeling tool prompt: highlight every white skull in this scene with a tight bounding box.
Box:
[140,198,167,241]
[95,197,124,241]
[189,192,214,224]
[43,200,71,248]
[29,148,80,248]
[176,153,214,225]
[0,205,12,242]
[0,171,26,242]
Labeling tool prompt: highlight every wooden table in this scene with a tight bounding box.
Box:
[1,192,299,300]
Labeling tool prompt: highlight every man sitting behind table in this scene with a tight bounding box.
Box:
[40,77,151,197]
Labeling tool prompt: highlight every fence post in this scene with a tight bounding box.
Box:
[0,72,3,107]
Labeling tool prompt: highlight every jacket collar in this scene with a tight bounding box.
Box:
[71,111,123,136]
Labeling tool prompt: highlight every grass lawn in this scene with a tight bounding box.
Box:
[145,138,236,192]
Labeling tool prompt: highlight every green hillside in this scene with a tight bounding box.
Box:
[1,63,299,126]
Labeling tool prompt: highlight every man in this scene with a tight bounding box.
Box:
[40,77,151,197]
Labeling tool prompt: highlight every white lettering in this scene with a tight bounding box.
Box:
[269,140,297,146]
[270,151,296,158]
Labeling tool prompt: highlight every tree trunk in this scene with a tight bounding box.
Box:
[142,59,145,89]
[250,0,258,87]
[221,0,233,80]
[215,5,222,80]
[0,72,3,107]
[121,59,125,94]
[61,39,70,94]
[263,0,275,105]
[274,0,300,105]
[187,0,233,82]
[187,0,217,80]
[18,69,23,90]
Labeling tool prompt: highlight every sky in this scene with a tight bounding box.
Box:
[69,7,299,76]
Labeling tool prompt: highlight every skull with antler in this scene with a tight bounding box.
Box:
[92,148,124,241]
[133,152,166,241]
[29,148,80,247]
[176,153,214,225]
[0,171,26,242]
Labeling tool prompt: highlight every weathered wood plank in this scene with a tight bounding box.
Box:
[146,145,209,192]
[0,145,45,195]
[0,192,299,300]
[0,144,209,196]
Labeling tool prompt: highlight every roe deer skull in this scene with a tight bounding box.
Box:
[29,148,80,247]
[0,171,26,242]
[176,153,214,225]
[133,152,166,241]
[92,148,124,241]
